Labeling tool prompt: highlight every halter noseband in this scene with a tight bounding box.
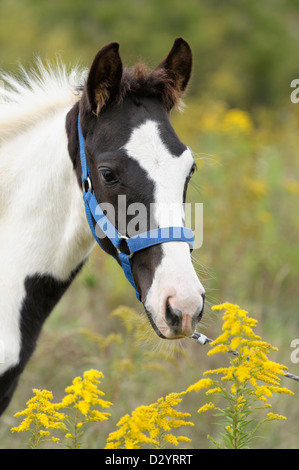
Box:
[77,113,194,300]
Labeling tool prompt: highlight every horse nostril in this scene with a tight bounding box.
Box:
[201,292,205,313]
[199,292,205,317]
[165,301,182,329]
[165,294,205,336]
[192,293,205,325]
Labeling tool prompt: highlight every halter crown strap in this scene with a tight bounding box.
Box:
[77,112,194,300]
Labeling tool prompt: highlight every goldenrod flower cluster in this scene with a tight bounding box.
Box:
[11,369,112,448]
[188,303,294,448]
[61,369,112,421]
[105,391,193,449]
[11,389,66,448]
[11,304,294,449]
[206,303,293,402]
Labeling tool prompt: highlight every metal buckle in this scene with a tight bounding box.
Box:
[117,235,134,259]
[82,176,92,193]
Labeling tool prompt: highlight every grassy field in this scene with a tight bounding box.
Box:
[1,97,298,449]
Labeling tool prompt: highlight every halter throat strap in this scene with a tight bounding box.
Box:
[77,112,194,300]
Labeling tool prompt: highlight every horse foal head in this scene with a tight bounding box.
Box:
[67,38,205,339]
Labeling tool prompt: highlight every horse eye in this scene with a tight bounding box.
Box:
[100,168,118,184]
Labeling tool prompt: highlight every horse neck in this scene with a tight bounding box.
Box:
[0,107,95,285]
[0,106,96,381]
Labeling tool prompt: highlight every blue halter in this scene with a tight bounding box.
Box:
[77,113,194,300]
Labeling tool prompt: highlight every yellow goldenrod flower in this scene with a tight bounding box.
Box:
[58,369,113,448]
[235,364,251,383]
[205,387,222,395]
[191,302,294,448]
[267,412,287,421]
[229,336,245,350]
[11,388,66,448]
[61,369,112,422]
[207,344,230,355]
[11,369,113,449]
[105,390,194,449]
[197,402,215,414]
[185,378,214,393]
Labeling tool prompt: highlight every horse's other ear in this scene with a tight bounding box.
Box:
[156,37,192,96]
[86,42,123,115]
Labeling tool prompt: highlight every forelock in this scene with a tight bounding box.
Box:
[117,64,183,111]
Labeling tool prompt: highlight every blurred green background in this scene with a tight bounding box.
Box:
[1,0,299,449]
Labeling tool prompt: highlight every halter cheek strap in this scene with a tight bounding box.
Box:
[77,112,194,300]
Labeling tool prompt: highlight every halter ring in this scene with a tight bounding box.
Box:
[117,235,134,259]
[82,176,92,193]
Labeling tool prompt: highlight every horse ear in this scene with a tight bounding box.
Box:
[86,42,123,115]
[156,37,192,96]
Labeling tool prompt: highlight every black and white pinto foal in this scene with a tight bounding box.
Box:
[0,38,205,415]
